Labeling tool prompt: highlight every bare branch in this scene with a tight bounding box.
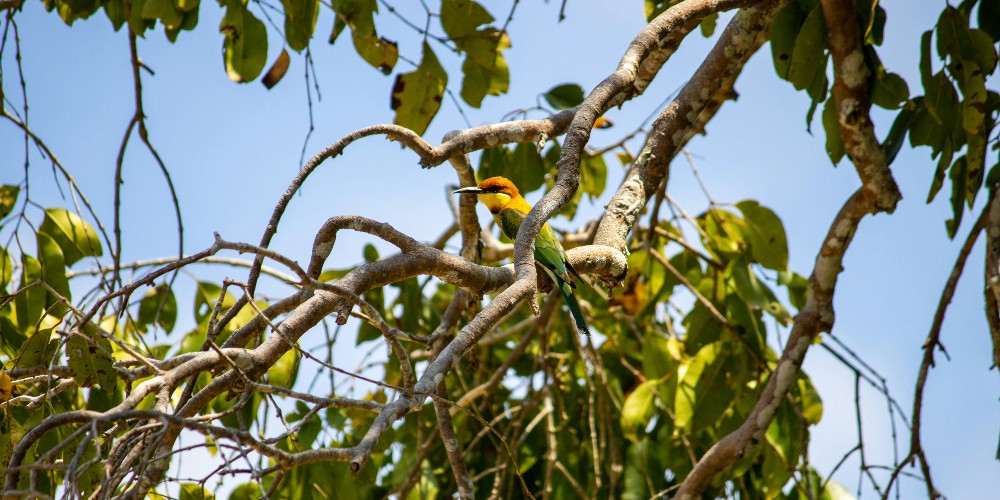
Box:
[595,0,777,256]
[882,203,989,499]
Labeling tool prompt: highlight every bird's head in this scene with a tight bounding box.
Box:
[453,176,521,212]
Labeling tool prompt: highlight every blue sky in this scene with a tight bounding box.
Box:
[1,0,998,497]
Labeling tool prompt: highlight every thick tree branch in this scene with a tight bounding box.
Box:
[677,189,875,497]
[596,0,780,256]
[986,190,1000,371]
[821,0,901,211]
[520,0,759,293]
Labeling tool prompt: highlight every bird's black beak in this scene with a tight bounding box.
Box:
[453,186,485,194]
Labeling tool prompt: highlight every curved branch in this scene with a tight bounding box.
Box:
[821,0,901,211]
[883,203,990,499]
[519,0,759,292]
[595,0,777,255]
[677,189,875,497]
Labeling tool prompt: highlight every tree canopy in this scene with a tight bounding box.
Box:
[0,0,998,499]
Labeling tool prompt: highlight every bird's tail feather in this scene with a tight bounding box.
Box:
[558,279,590,336]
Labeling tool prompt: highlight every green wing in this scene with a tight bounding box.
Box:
[498,208,589,335]
[498,208,573,284]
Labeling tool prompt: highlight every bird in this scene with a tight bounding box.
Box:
[454,176,590,335]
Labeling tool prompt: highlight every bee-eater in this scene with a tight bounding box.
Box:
[455,176,590,335]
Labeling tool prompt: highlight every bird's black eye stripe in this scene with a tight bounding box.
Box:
[487,186,502,193]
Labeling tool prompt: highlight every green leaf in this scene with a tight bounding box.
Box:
[642,334,675,380]
[0,247,12,292]
[936,7,970,61]
[700,12,717,37]
[881,105,914,166]
[140,0,184,30]
[281,0,319,51]
[66,332,117,389]
[166,6,200,42]
[735,200,788,271]
[729,256,791,323]
[924,71,960,132]
[946,155,968,238]
[39,208,103,266]
[458,28,510,108]
[103,0,127,30]
[822,95,845,165]
[674,341,732,432]
[581,152,608,199]
[699,208,746,259]
[391,277,422,335]
[796,373,824,425]
[330,0,398,74]
[477,146,511,181]
[682,303,723,354]
[927,139,954,202]
[510,142,545,194]
[725,294,765,354]
[787,5,827,91]
[0,184,18,218]
[126,0,156,36]
[138,284,178,333]
[966,29,998,74]
[295,411,323,448]
[391,42,447,135]
[267,347,300,388]
[542,83,585,110]
[628,249,667,302]
[179,482,215,500]
[621,379,660,442]
[36,231,71,318]
[15,327,56,369]
[980,0,1000,41]
[863,3,886,45]
[770,3,807,80]
[765,400,802,465]
[362,243,379,263]
[194,281,237,324]
[778,270,809,310]
[14,254,45,330]
[870,71,910,110]
[920,30,933,89]
[228,483,263,500]
[220,0,268,83]
[440,0,493,39]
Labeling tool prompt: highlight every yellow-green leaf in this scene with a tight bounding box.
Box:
[331,0,398,74]
[542,83,584,110]
[36,231,70,318]
[458,28,509,108]
[441,0,493,39]
[179,482,214,500]
[267,346,300,388]
[787,5,827,91]
[0,184,18,219]
[140,0,184,30]
[0,247,12,291]
[735,200,788,271]
[621,379,658,442]
[39,208,103,266]
[220,0,268,83]
[281,0,319,51]
[391,42,447,135]
[138,284,178,333]
[14,254,44,330]
[674,341,732,432]
[66,332,117,389]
